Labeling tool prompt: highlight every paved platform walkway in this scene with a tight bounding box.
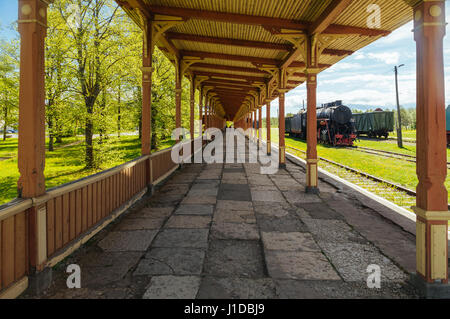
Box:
[25,136,420,299]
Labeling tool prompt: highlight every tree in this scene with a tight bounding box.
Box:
[0,38,19,141]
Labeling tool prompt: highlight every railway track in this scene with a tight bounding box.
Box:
[285,145,418,211]
[347,146,450,169]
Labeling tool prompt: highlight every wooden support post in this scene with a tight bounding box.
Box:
[305,69,319,194]
[190,75,195,140]
[17,0,49,199]
[175,57,182,143]
[17,0,51,272]
[278,92,286,168]
[305,33,320,193]
[258,107,262,148]
[410,0,449,286]
[266,100,271,155]
[141,19,153,186]
[141,22,153,157]
[199,87,203,135]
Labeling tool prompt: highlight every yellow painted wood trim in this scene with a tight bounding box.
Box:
[306,159,320,164]
[431,224,448,280]
[0,199,33,222]
[0,277,28,299]
[37,206,47,266]
[416,220,426,276]
[412,206,450,220]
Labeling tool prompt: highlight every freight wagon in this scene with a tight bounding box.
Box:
[353,110,395,139]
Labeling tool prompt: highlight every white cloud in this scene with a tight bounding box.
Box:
[367,52,400,64]
[376,22,413,45]
[353,52,366,60]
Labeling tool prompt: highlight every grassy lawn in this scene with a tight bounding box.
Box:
[263,128,450,201]
[391,129,416,140]
[0,135,175,206]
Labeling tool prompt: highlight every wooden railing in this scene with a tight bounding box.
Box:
[0,199,32,296]
[0,139,207,298]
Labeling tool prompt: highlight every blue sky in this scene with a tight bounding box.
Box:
[1,1,449,117]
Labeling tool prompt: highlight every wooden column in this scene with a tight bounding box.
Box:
[278,91,286,168]
[199,86,203,135]
[258,107,262,148]
[17,0,50,271]
[141,21,153,157]
[252,111,256,141]
[175,58,182,142]
[305,69,319,194]
[189,76,195,140]
[17,0,49,198]
[266,100,271,155]
[411,0,449,285]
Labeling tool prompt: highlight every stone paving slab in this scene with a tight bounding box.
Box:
[265,250,341,281]
[127,207,174,219]
[218,183,252,201]
[274,279,415,299]
[115,218,165,231]
[204,240,266,278]
[253,202,291,217]
[182,195,217,205]
[152,229,209,249]
[134,248,206,276]
[197,277,277,299]
[214,209,256,224]
[256,214,309,233]
[261,232,320,252]
[98,230,158,252]
[283,190,322,204]
[251,190,285,202]
[216,200,253,211]
[319,242,408,283]
[211,222,260,240]
[300,203,345,220]
[143,276,201,299]
[175,204,214,215]
[165,215,212,229]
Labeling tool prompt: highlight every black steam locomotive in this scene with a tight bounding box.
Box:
[285,101,357,146]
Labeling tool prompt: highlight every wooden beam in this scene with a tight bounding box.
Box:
[193,70,267,82]
[167,32,292,51]
[308,0,353,35]
[146,5,390,37]
[181,50,280,65]
[192,63,268,75]
[322,48,353,56]
[325,24,390,36]
[148,5,308,30]
[203,81,256,89]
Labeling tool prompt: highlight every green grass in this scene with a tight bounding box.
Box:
[391,129,416,140]
[0,135,175,205]
[263,128,450,201]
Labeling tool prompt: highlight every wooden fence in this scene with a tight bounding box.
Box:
[0,139,203,298]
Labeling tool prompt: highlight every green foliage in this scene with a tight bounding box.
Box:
[0,0,198,204]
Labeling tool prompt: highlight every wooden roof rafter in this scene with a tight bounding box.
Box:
[146,5,390,37]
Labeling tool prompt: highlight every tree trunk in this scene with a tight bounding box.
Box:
[117,83,121,138]
[48,116,54,151]
[85,96,95,169]
[3,106,7,141]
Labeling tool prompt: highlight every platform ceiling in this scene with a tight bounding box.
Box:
[117,0,418,120]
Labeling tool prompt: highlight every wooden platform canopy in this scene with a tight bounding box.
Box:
[4,0,448,299]
[116,0,412,121]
